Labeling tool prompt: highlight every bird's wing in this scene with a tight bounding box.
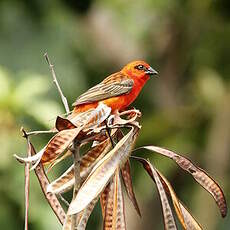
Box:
[72,72,134,106]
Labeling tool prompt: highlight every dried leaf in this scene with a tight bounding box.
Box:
[41,127,82,164]
[46,150,72,173]
[103,168,126,230]
[76,197,98,230]
[30,142,66,225]
[177,202,202,230]
[47,137,112,194]
[135,158,177,230]
[133,156,202,230]
[80,137,113,180]
[15,127,81,170]
[47,164,74,194]
[140,146,227,218]
[42,104,111,165]
[62,198,98,230]
[158,171,202,230]
[62,215,71,230]
[70,102,111,131]
[15,103,112,169]
[14,147,46,166]
[67,127,139,215]
[100,183,111,219]
[56,116,76,131]
[121,160,141,217]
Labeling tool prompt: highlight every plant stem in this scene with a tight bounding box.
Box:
[44,52,70,114]
[71,139,81,229]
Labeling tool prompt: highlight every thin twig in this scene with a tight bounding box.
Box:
[21,127,30,230]
[44,52,70,114]
[23,129,57,137]
[105,120,115,148]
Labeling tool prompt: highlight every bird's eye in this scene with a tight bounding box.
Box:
[136,65,144,70]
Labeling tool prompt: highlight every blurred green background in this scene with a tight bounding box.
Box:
[0,0,229,229]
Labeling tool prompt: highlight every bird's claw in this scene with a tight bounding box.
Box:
[107,109,141,128]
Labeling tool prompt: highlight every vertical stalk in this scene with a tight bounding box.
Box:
[71,139,81,229]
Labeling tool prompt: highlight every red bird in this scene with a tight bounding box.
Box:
[72,60,157,115]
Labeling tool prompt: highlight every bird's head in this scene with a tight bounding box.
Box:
[121,60,158,79]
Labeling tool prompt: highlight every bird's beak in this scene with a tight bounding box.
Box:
[145,67,158,76]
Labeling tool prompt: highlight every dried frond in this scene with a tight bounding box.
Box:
[103,168,126,230]
[138,146,227,218]
[133,156,202,230]
[67,127,139,215]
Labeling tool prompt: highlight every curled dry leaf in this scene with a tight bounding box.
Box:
[107,109,140,128]
[14,128,82,170]
[55,116,76,131]
[121,160,141,217]
[158,172,202,230]
[29,142,66,225]
[70,102,111,131]
[133,156,202,230]
[41,127,82,165]
[67,127,139,215]
[139,146,227,218]
[103,168,126,230]
[14,147,46,167]
[134,158,177,230]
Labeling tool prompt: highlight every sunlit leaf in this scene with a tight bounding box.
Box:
[14,74,50,105]
[29,100,63,128]
[0,67,11,100]
[139,146,227,218]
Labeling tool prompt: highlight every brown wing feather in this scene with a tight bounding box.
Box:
[72,72,133,106]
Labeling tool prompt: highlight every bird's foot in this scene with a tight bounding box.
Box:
[107,109,141,127]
